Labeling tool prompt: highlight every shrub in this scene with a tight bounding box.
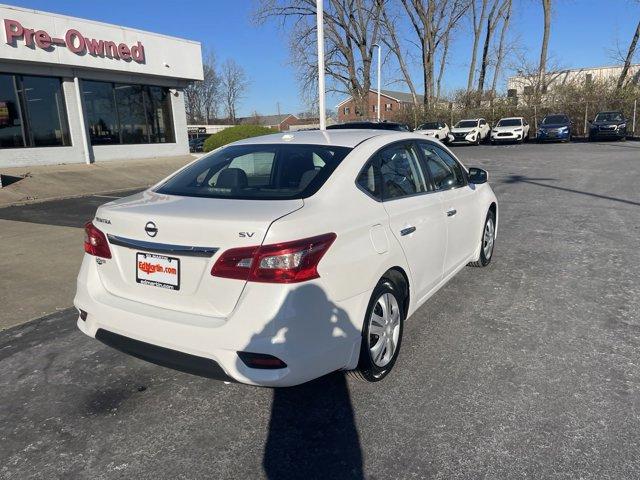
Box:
[203,125,276,152]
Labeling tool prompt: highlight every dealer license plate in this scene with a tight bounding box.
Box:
[136,252,180,290]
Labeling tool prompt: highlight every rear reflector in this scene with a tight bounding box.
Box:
[237,351,287,369]
[84,221,112,259]
[211,233,336,283]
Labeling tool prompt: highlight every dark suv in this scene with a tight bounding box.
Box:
[589,111,627,141]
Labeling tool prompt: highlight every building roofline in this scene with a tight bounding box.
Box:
[0,3,202,45]
[335,89,408,108]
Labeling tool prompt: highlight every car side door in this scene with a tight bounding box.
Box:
[365,141,447,301]
[417,142,482,277]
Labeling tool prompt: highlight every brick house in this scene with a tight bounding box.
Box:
[336,89,423,123]
[237,113,299,131]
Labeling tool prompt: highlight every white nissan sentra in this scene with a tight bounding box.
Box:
[75,129,498,387]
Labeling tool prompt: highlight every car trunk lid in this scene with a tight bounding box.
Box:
[92,190,303,318]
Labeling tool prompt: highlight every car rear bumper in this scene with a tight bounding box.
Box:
[74,256,367,387]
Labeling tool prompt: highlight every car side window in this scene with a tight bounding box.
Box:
[356,160,382,200]
[418,143,466,190]
[378,143,428,200]
[480,119,486,126]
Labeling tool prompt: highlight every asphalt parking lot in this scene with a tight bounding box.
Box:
[1,141,640,479]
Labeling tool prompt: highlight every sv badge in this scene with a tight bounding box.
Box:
[239,232,255,238]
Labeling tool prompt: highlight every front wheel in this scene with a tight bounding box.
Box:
[350,280,404,382]
[468,210,496,267]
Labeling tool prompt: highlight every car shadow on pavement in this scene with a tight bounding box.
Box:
[501,174,640,207]
[264,372,363,479]
[238,284,364,480]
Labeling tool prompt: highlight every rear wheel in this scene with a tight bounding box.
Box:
[468,210,496,267]
[350,280,404,382]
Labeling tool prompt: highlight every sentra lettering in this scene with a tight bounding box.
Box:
[4,19,145,63]
[138,261,177,275]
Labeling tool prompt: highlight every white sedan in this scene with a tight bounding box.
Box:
[490,117,530,143]
[415,121,450,141]
[75,130,498,387]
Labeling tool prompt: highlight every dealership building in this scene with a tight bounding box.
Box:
[0,4,203,168]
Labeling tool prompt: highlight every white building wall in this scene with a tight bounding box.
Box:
[0,5,200,168]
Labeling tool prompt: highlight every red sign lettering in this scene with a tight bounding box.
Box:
[4,19,146,64]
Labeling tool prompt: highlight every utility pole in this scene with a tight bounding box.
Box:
[316,0,326,130]
[373,43,381,121]
[276,101,281,116]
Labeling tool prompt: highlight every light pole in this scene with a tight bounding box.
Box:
[316,0,326,130]
[373,43,381,122]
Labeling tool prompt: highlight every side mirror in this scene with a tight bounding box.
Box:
[468,167,488,184]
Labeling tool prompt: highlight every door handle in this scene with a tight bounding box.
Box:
[447,209,457,217]
[400,226,416,236]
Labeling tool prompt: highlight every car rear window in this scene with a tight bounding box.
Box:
[156,144,352,200]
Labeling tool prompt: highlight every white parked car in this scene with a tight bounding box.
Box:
[448,118,491,145]
[415,121,450,141]
[490,117,530,144]
[75,130,498,387]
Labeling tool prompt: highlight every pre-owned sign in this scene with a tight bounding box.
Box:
[4,19,145,63]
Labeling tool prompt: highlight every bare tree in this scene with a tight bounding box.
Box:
[476,0,505,103]
[399,0,469,109]
[436,3,469,100]
[537,0,552,97]
[255,0,384,118]
[220,59,249,123]
[381,3,419,106]
[617,18,640,88]
[467,0,489,93]
[490,0,513,98]
[184,48,221,124]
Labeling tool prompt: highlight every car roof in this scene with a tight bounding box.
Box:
[499,117,523,120]
[458,118,482,122]
[229,129,399,148]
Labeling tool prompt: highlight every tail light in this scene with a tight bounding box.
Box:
[84,222,112,259]
[211,233,336,283]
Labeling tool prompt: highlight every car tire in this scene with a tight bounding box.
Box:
[350,279,404,382]
[468,210,496,268]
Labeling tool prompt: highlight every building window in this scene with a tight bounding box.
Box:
[0,73,70,148]
[343,106,350,115]
[585,73,593,86]
[82,80,175,145]
[385,103,392,111]
[523,85,533,95]
[507,89,517,98]
[372,105,377,112]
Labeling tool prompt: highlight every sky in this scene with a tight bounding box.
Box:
[6,0,640,117]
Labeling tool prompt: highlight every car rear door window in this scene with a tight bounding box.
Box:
[377,143,428,200]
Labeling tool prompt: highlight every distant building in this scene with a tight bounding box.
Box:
[507,64,640,98]
[336,89,423,123]
[237,113,299,131]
